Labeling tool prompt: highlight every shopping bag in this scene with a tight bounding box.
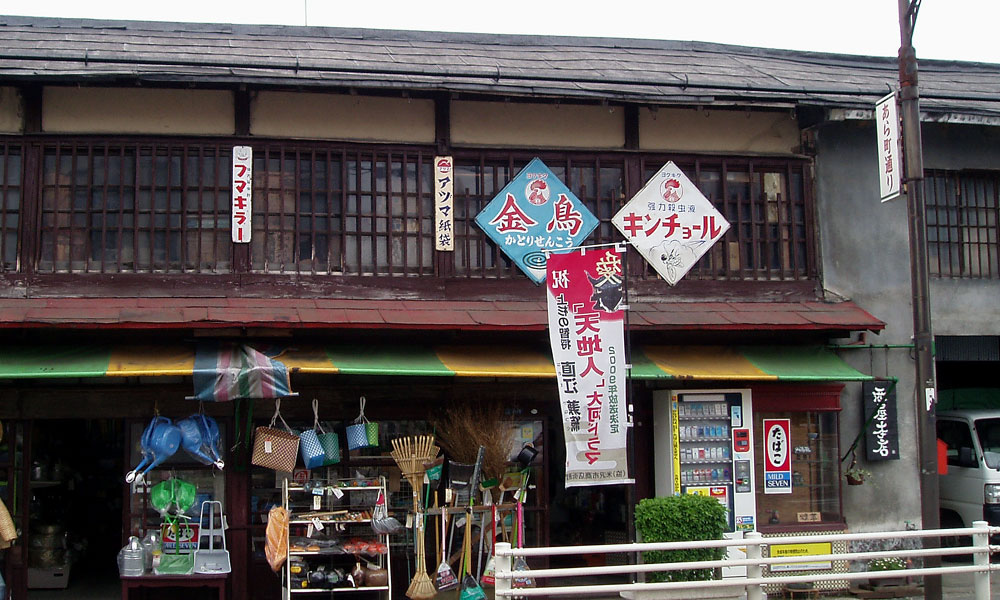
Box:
[346,396,373,450]
[299,400,327,469]
[317,430,340,465]
[251,399,299,472]
[365,421,380,448]
[310,398,340,465]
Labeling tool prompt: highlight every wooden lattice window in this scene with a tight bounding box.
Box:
[0,142,20,272]
[37,142,231,273]
[926,170,999,278]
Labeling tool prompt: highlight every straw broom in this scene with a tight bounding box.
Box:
[391,435,439,600]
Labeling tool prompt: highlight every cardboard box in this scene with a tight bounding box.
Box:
[27,565,70,589]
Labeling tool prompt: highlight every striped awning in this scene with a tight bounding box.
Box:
[0,343,871,382]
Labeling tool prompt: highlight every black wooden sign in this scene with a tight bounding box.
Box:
[864,379,900,461]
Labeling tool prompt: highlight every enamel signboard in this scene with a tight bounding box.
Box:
[763,418,792,494]
[231,145,253,243]
[612,161,729,285]
[475,158,599,284]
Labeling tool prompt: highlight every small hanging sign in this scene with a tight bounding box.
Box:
[864,379,900,461]
[231,146,253,243]
[434,156,455,251]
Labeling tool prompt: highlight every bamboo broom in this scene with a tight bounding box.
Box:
[391,435,439,600]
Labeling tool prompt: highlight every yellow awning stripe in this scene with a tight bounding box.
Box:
[435,345,555,378]
[106,345,196,377]
[639,345,776,380]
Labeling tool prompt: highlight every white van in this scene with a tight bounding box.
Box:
[936,410,1000,539]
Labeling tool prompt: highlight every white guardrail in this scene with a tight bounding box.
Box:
[494,521,1000,600]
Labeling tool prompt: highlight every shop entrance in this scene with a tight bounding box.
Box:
[28,419,123,599]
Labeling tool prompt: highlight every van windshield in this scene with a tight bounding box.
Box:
[977,418,1000,469]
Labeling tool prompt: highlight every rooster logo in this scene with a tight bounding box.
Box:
[660,178,683,203]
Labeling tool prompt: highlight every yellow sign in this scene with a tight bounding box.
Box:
[770,542,833,572]
[671,398,681,494]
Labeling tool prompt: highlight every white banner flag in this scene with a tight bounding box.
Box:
[546,246,632,487]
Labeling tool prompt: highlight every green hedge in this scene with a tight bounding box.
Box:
[634,494,729,582]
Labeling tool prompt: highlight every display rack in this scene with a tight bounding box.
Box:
[677,400,733,486]
[282,477,392,600]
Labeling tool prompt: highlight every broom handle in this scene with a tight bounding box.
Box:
[439,505,447,566]
[476,506,487,581]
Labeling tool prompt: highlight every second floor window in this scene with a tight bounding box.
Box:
[5,138,816,281]
[39,143,231,273]
[0,143,20,272]
[926,170,999,279]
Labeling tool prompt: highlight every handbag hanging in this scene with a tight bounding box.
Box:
[346,396,374,450]
[251,398,300,472]
[313,400,341,466]
[299,399,327,470]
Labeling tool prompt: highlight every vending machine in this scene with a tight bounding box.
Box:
[653,389,756,577]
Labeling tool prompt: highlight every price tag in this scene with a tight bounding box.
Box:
[312,517,324,531]
[312,495,322,510]
[332,488,344,499]
[406,513,413,529]
[264,440,273,453]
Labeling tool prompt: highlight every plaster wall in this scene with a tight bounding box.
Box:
[921,123,1000,335]
[639,107,799,154]
[252,92,435,143]
[815,120,1000,531]
[814,120,920,532]
[451,100,623,148]
[43,87,234,134]
[0,87,20,133]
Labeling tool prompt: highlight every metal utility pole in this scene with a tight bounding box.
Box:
[896,2,940,599]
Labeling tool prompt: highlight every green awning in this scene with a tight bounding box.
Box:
[0,343,871,382]
[630,345,873,382]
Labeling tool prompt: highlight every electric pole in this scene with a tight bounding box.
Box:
[896,1,941,599]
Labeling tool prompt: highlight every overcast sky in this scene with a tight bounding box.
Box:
[1,0,998,64]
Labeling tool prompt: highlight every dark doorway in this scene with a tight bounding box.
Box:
[28,420,123,599]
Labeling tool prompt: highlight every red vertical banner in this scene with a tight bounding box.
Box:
[546,246,632,487]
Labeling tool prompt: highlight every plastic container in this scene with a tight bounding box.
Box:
[118,536,146,577]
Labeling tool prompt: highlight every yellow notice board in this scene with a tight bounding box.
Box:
[770,542,833,572]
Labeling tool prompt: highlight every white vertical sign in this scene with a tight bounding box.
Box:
[232,146,252,243]
[434,156,454,251]
[876,92,901,203]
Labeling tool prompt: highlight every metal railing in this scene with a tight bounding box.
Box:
[494,521,1000,600]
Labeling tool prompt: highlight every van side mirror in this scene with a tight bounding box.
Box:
[959,447,979,468]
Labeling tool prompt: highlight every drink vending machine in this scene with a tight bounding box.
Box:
[654,390,756,577]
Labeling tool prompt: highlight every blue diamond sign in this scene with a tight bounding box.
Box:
[474,158,599,284]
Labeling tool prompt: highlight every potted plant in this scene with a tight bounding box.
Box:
[866,556,908,587]
[625,494,740,600]
[844,458,871,485]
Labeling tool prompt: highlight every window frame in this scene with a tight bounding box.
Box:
[2,135,818,284]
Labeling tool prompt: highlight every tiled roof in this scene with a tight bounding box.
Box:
[0,297,884,332]
[1,16,998,116]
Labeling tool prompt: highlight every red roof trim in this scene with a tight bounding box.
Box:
[0,298,886,332]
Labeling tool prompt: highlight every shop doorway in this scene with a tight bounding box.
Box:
[28,419,123,599]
